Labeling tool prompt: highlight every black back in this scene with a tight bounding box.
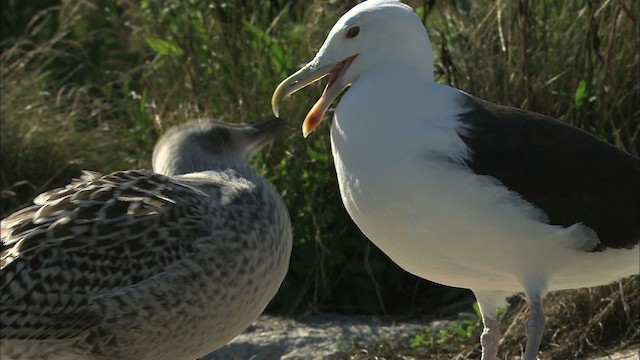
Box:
[458,94,639,250]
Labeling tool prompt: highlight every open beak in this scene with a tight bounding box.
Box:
[272,55,357,138]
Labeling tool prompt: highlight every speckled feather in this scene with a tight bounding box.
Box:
[0,118,292,360]
[1,170,210,340]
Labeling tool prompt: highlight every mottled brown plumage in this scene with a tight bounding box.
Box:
[1,118,292,360]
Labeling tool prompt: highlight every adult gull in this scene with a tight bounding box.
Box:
[1,118,292,360]
[271,1,639,359]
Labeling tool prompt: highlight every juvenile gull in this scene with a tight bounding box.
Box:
[1,117,292,360]
[271,1,639,359]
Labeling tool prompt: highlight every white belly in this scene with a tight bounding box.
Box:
[330,124,639,294]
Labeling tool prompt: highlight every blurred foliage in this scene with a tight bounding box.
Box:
[1,0,638,321]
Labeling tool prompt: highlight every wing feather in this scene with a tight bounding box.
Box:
[1,169,212,340]
[458,94,639,250]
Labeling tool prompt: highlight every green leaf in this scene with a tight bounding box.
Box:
[574,79,587,108]
[144,37,184,56]
[466,326,476,338]
[72,18,88,37]
[409,334,423,348]
[410,331,433,348]
[306,146,330,162]
[473,302,481,317]
[436,329,449,343]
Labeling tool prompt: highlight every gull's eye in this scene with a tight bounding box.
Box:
[346,25,360,39]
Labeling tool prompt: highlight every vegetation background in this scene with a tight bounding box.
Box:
[1,0,638,358]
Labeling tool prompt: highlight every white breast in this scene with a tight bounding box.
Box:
[330,76,638,293]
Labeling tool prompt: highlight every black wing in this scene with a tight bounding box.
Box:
[458,94,639,250]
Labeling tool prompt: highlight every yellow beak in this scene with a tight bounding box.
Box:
[271,55,357,138]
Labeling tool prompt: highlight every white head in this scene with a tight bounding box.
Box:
[272,0,433,137]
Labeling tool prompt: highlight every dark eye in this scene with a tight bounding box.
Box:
[346,25,360,39]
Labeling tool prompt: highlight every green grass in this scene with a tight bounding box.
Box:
[410,302,486,349]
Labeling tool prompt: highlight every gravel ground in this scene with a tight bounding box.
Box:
[206,315,447,359]
[205,315,639,360]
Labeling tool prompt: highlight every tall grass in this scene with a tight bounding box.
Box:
[423,0,639,154]
[0,1,139,214]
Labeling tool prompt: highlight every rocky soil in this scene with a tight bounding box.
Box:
[205,315,639,360]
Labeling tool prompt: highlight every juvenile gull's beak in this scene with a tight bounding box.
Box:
[272,55,357,138]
